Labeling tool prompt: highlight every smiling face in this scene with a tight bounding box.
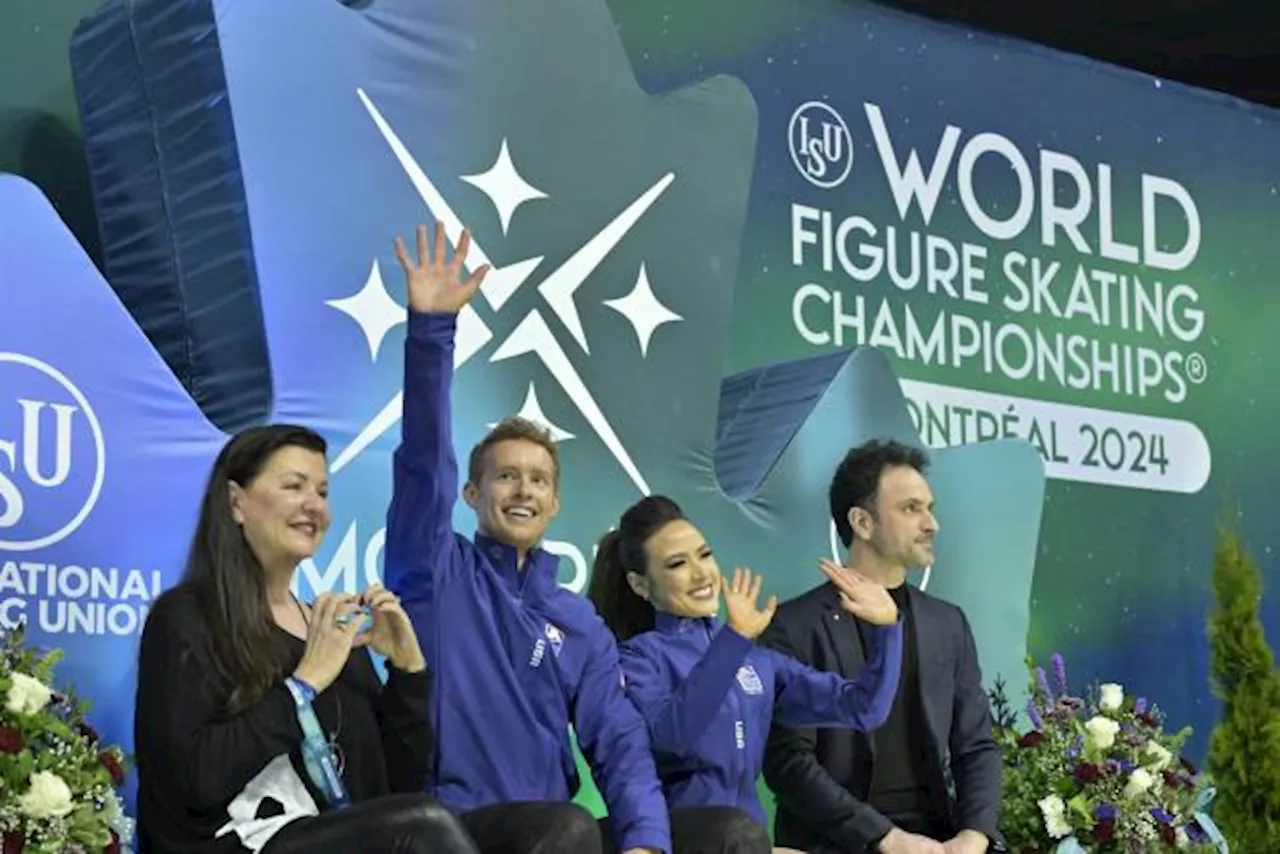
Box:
[627,518,722,619]
[464,438,560,554]
[228,444,331,571]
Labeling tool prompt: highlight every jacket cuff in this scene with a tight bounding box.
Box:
[709,623,755,661]
[407,309,458,341]
[836,809,895,853]
[386,663,431,691]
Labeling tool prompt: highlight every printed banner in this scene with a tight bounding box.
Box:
[4,0,1278,824]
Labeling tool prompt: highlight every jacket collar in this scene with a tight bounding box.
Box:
[474,532,560,598]
[654,611,719,635]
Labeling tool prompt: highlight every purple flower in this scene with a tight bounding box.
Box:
[1185,821,1208,843]
[1119,758,1135,773]
[1134,696,1147,714]
[1103,759,1122,777]
[1051,652,1069,694]
[1096,804,1117,820]
[1026,698,1043,729]
[1036,666,1054,701]
[1151,808,1174,823]
[1067,736,1083,760]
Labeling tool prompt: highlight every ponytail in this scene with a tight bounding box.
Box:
[588,529,656,642]
[588,495,688,642]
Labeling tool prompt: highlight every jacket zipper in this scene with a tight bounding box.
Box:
[712,623,747,800]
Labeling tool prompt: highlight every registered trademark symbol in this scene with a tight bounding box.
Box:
[1185,352,1207,384]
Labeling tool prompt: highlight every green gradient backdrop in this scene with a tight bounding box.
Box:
[535,0,1277,824]
[605,0,1280,763]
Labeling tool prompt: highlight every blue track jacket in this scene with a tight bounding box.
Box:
[384,311,670,853]
[619,612,903,826]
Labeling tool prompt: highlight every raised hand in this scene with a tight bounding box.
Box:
[394,221,490,314]
[818,559,899,626]
[722,567,778,640]
[292,592,366,693]
[356,583,426,673]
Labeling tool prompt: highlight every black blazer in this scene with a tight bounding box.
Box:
[761,582,1004,853]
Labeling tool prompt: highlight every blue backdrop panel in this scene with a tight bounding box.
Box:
[0,173,228,812]
[70,0,270,434]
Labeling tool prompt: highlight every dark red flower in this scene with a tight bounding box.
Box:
[1163,769,1181,789]
[0,727,24,754]
[78,722,100,743]
[3,832,23,854]
[1073,762,1102,784]
[1138,712,1159,727]
[1017,730,1045,748]
[104,830,121,854]
[1093,818,1115,842]
[99,750,124,786]
[1159,823,1177,845]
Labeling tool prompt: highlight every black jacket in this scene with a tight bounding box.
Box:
[761,582,1005,853]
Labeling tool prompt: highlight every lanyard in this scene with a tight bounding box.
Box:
[284,677,351,809]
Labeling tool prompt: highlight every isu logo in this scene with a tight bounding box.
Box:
[0,353,105,551]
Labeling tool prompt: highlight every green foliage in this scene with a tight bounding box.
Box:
[1206,522,1280,853]
[0,623,130,853]
[991,655,1216,853]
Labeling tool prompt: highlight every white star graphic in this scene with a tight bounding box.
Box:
[489,382,576,442]
[333,87,667,497]
[461,138,547,235]
[325,259,405,359]
[604,264,683,357]
[537,173,673,355]
[491,310,648,493]
[356,89,543,315]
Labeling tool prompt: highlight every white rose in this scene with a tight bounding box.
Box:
[1123,767,1155,799]
[102,790,122,825]
[1098,682,1124,713]
[1037,794,1071,839]
[17,770,74,819]
[1085,715,1121,750]
[1143,741,1173,771]
[6,672,52,716]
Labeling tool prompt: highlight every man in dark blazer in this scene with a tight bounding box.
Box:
[761,439,1004,854]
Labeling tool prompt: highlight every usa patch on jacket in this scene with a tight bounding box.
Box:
[735,664,764,695]
[544,622,565,657]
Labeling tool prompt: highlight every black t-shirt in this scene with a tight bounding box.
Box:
[134,586,433,854]
[855,583,934,820]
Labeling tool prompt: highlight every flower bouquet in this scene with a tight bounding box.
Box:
[990,654,1226,853]
[0,625,132,853]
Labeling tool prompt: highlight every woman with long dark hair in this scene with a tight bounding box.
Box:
[134,424,479,854]
[587,495,904,852]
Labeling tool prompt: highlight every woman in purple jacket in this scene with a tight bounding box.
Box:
[588,495,904,852]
